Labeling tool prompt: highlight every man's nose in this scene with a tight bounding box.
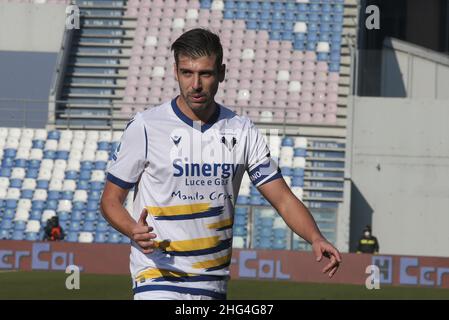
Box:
[192,74,202,91]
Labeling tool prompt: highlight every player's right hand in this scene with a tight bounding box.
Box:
[131,208,157,254]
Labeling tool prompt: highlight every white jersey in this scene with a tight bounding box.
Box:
[106,98,282,299]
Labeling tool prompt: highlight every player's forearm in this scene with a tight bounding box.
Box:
[276,192,325,244]
[100,197,137,238]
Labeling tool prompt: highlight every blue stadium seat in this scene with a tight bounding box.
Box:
[0,229,10,240]
[47,191,60,200]
[233,225,247,237]
[96,221,108,232]
[0,219,13,230]
[66,232,78,242]
[236,195,249,205]
[61,191,74,200]
[9,179,22,188]
[81,161,93,170]
[43,150,56,160]
[246,20,258,30]
[1,168,11,177]
[293,167,305,177]
[5,199,18,209]
[21,189,34,199]
[97,141,110,151]
[37,180,49,189]
[94,161,107,170]
[259,238,273,249]
[56,151,69,160]
[250,195,262,205]
[73,201,85,211]
[25,232,38,241]
[65,171,78,180]
[85,211,97,222]
[77,180,89,190]
[86,200,98,212]
[79,170,91,180]
[30,209,42,220]
[25,168,38,179]
[3,209,15,219]
[4,149,17,158]
[32,140,45,149]
[14,158,27,168]
[94,232,107,243]
[82,221,96,232]
[28,160,41,169]
[69,222,81,232]
[234,215,247,226]
[261,1,271,10]
[292,177,304,187]
[12,230,24,241]
[273,239,287,250]
[32,200,45,211]
[108,232,121,243]
[58,211,70,221]
[88,190,101,201]
[46,199,58,210]
[260,228,272,237]
[14,220,26,231]
[199,0,211,9]
[274,228,287,239]
[72,210,84,222]
[47,130,60,140]
[90,182,103,191]
[281,167,293,177]
[121,236,130,244]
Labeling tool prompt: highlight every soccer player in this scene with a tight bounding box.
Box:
[100,28,342,300]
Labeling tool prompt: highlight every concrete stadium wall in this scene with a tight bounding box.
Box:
[381,38,449,99]
[348,97,449,257]
[0,3,67,128]
[0,3,67,52]
[1,241,449,289]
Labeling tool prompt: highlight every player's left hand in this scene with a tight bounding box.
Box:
[312,238,342,278]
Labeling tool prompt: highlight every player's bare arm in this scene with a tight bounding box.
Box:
[258,177,342,277]
[100,181,157,254]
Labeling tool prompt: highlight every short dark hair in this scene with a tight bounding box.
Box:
[171,28,223,69]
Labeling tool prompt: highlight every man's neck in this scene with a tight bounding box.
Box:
[176,96,217,125]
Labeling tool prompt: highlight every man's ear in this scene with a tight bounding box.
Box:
[219,64,226,83]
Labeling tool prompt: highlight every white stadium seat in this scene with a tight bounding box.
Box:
[38,168,52,181]
[18,139,32,149]
[62,180,76,192]
[82,149,95,162]
[112,131,122,142]
[71,140,84,151]
[78,232,94,243]
[260,208,276,218]
[69,149,82,161]
[52,169,65,181]
[49,179,63,191]
[280,147,294,158]
[99,131,112,142]
[25,220,41,233]
[33,189,48,201]
[44,140,58,151]
[291,187,304,200]
[60,130,73,141]
[73,131,86,141]
[6,188,21,200]
[34,129,47,140]
[0,177,10,189]
[22,178,37,190]
[0,189,6,199]
[16,148,30,159]
[233,236,245,249]
[279,156,293,167]
[73,190,88,202]
[273,217,287,229]
[41,210,56,223]
[294,137,308,148]
[9,128,22,139]
[21,128,34,140]
[293,157,306,168]
[95,150,109,162]
[0,128,8,138]
[86,131,99,141]
[54,159,67,171]
[5,137,19,149]
[84,140,98,151]
[91,170,105,182]
[58,140,71,151]
[15,208,30,222]
[11,168,26,180]
[29,149,43,160]
[17,199,32,211]
[58,200,72,212]
[41,159,54,170]
[67,159,81,171]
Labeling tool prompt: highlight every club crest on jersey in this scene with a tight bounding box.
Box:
[171,135,182,146]
[221,136,237,151]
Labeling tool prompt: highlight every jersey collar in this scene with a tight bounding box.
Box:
[171,96,221,133]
